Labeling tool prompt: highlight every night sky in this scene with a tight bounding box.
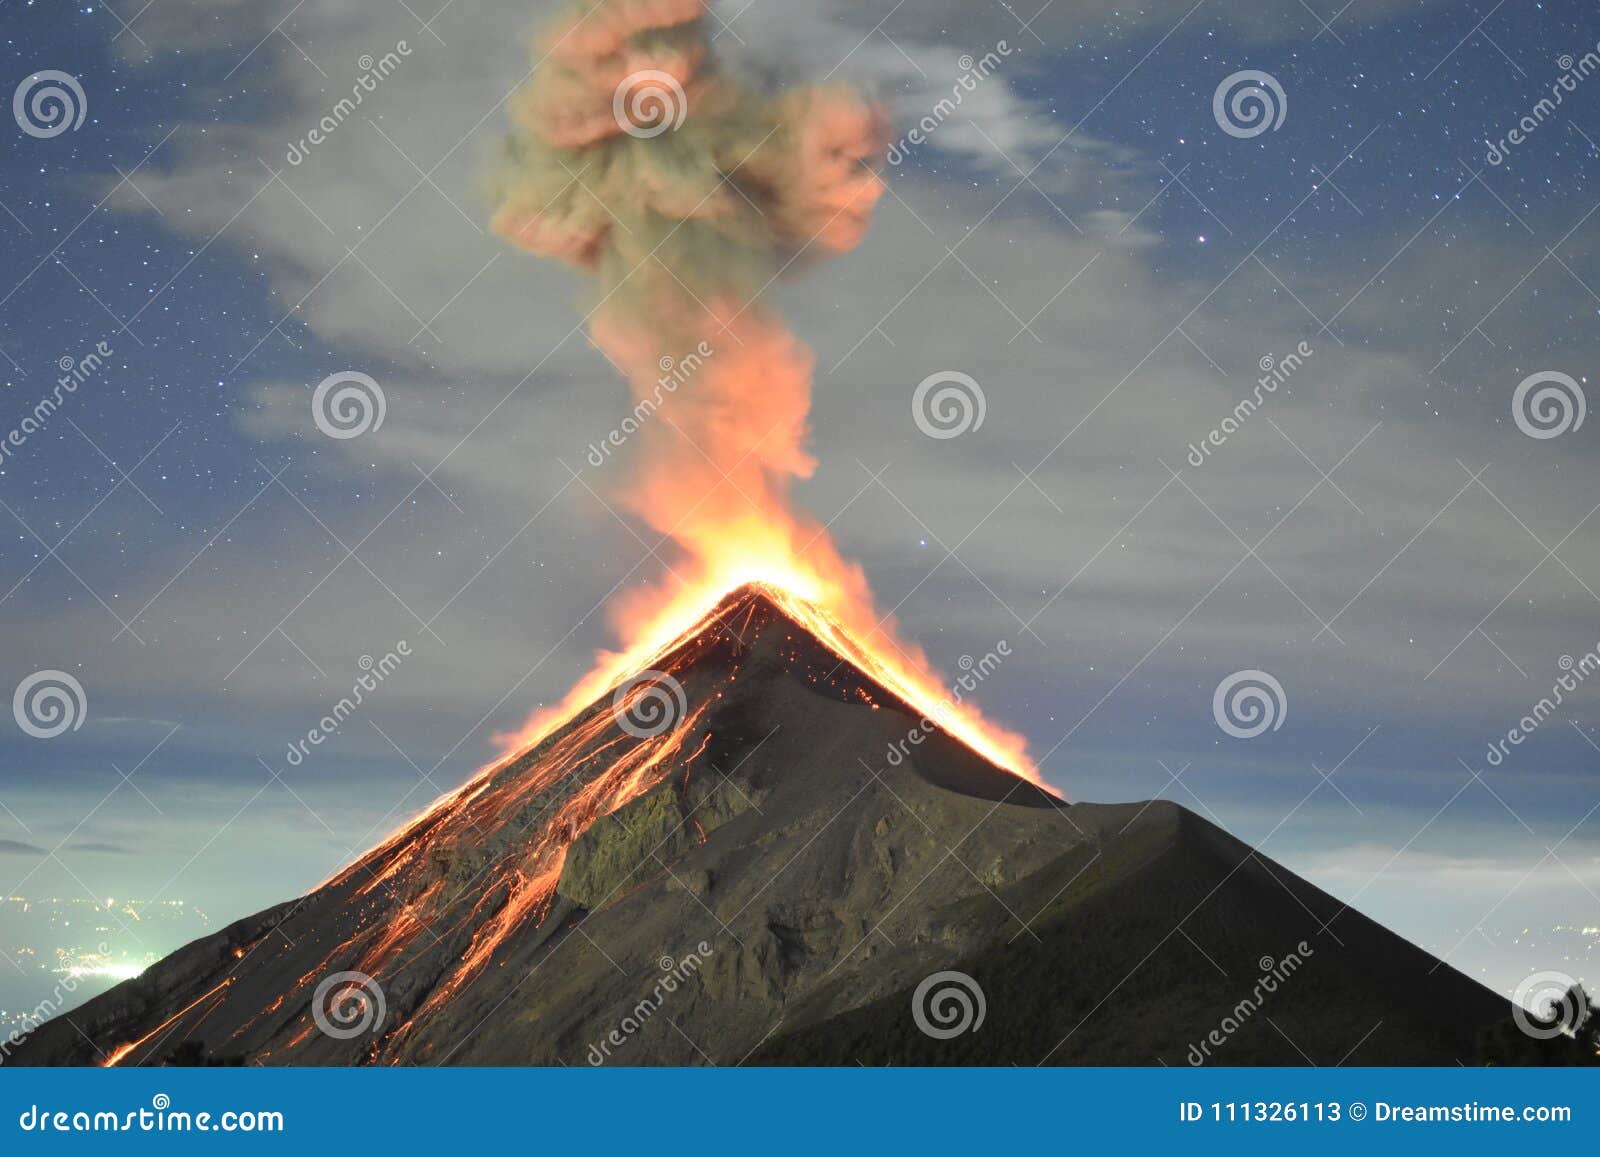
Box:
[1,0,1597,1013]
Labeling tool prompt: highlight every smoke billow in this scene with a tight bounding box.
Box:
[492,0,885,595]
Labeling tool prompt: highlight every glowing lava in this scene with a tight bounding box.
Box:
[101,978,233,1067]
[498,573,1039,786]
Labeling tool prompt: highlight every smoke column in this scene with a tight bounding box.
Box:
[492,0,1036,779]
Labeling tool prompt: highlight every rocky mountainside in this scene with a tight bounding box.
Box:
[15,585,1513,1066]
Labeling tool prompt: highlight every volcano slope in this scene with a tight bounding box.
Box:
[16,585,1512,1066]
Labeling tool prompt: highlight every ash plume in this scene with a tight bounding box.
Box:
[491,0,887,596]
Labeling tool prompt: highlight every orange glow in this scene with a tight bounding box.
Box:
[101,978,233,1067]
[496,572,1040,787]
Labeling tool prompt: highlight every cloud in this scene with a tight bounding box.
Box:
[0,839,47,856]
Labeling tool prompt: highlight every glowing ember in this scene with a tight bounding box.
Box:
[101,978,233,1067]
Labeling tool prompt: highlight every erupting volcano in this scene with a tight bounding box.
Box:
[12,0,1524,1069]
[484,0,1034,785]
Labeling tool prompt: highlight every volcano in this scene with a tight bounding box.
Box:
[16,585,1512,1066]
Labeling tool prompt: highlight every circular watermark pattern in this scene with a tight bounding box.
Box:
[912,371,986,439]
[1512,371,1585,440]
[1258,955,1275,972]
[1213,70,1287,139]
[151,1094,171,1111]
[612,670,688,738]
[311,971,387,1040]
[612,69,688,139]
[14,70,87,139]
[13,670,86,739]
[312,371,386,440]
[1511,969,1585,1040]
[1212,669,1287,739]
[911,970,986,1039]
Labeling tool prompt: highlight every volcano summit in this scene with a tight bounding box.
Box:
[16,585,1511,1066]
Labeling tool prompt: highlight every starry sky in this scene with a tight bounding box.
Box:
[0,0,1597,1012]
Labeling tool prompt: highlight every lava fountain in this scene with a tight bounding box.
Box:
[489,0,1037,783]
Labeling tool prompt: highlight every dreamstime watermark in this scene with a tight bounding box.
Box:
[285,42,412,165]
[1187,943,1314,1064]
[586,341,714,466]
[13,670,86,740]
[886,642,1011,766]
[912,970,986,1039]
[1512,371,1585,440]
[1486,43,1600,166]
[1482,648,1600,767]
[886,42,1013,166]
[284,643,410,767]
[312,371,386,439]
[1212,669,1287,739]
[0,942,108,1064]
[586,943,713,1063]
[311,971,386,1040]
[1213,69,1287,139]
[1511,970,1590,1041]
[13,70,87,138]
[17,1095,284,1134]
[612,69,688,139]
[1186,341,1313,466]
[913,370,986,439]
[612,670,687,739]
[0,340,113,468]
